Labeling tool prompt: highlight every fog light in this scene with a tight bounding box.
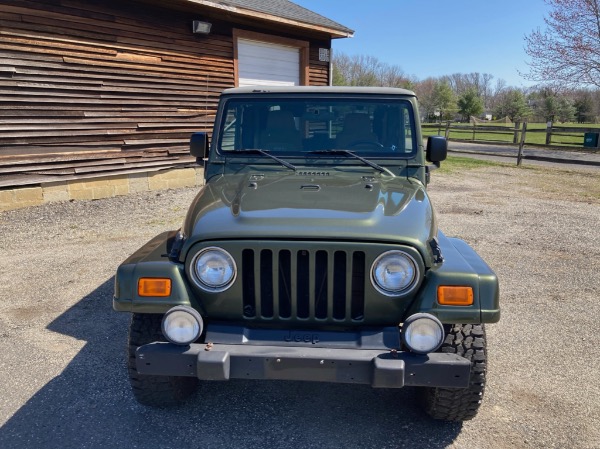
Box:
[161,306,203,345]
[402,313,444,354]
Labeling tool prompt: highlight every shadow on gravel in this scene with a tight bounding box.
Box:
[0,279,462,449]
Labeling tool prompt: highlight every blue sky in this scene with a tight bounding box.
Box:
[293,0,551,87]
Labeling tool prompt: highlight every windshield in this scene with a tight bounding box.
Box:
[217,97,417,157]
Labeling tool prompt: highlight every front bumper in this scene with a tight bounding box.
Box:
[136,342,471,389]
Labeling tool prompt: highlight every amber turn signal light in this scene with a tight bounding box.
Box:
[138,278,172,297]
[437,286,473,306]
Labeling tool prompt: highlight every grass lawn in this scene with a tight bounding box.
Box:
[435,155,600,201]
[436,155,511,174]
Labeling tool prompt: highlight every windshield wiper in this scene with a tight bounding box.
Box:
[230,149,296,171]
[308,150,394,176]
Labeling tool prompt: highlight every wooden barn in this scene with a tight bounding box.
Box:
[0,0,353,210]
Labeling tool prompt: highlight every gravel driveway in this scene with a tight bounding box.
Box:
[0,160,599,449]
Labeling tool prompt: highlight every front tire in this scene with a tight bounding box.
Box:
[128,313,198,406]
[419,323,487,421]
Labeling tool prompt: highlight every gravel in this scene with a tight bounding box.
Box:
[0,163,599,449]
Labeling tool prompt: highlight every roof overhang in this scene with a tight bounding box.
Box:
[182,0,354,38]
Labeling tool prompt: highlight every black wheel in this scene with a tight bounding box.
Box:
[128,313,198,406]
[419,323,487,421]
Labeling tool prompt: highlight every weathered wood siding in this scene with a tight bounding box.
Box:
[309,46,330,87]
[0,0,331,186]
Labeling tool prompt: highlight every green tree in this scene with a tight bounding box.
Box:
[332,64,346,86]
[536,93,576,123]
[574,92,594,123]
[540,95,559,122]
[494,89,531,122]
[457,89,484,122]
[556,97,576,122]
[432,81,456,121]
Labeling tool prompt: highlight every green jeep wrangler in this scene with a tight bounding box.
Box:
[114,86,499,421]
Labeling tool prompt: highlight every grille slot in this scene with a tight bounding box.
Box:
[242,248,366,322]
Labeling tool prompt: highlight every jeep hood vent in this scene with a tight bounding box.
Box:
[296,171,330,177]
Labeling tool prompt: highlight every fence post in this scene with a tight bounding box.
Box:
[545,121,552,145]
[513,121,520,144]
[472,123,476,141]
[444,121,451,140]
[517,122,527,166]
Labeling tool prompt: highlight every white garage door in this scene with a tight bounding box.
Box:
[238,38,300,87]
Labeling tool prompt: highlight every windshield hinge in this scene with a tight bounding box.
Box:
[429,237,444,265]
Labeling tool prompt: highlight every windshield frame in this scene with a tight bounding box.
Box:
[213,93,419,163]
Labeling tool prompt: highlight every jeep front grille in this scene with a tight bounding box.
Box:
[241,249,366,322]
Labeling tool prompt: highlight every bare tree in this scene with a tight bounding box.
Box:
[332,52,413,88]
[524,0,600,88]
[413,77,438,120]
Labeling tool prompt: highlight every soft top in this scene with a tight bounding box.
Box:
[222,86,416,97]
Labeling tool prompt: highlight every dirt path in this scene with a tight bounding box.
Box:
[0,162,598,449]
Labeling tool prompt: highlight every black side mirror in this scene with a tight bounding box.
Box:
[426,136,447,165]
[190,132,209,160]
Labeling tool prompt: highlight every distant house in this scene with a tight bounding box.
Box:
[0,0,353,209]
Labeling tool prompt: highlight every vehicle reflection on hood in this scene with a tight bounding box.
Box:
[183,172,435,247]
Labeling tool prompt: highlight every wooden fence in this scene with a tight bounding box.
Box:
[422,122,600,150]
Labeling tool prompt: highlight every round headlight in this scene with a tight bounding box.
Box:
[162,306,203,345]
[402,313,444,354]
[371,250,418,296]
[191,247,237,292]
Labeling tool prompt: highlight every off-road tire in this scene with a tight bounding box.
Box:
[419,323,487,421]
[128,313,198,407]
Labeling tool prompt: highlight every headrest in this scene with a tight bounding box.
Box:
[266,110,296,130]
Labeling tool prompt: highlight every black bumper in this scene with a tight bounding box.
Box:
[136,342,471,389]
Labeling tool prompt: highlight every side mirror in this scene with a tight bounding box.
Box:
[426,136,448,166]
[190,132,209,160]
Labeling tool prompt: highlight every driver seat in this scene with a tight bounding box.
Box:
[335,113,379,149]
[260,110,303,151]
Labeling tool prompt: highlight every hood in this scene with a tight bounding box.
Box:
[182,172,437,264]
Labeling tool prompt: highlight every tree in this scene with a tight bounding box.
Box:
[442,72,495,106]
[332,52,413,88]
[332,52,378,86]
[494,89,531,121]
[431,81,456,121]
[487,79,508,113]
[556,97,577,122]
[574,91,595,122]
[539,95,575,122]
[540,95,559,121]
[524,0,600,88]
[457,89,484,121]
[529,88,577,122]
[413,78,438,121]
